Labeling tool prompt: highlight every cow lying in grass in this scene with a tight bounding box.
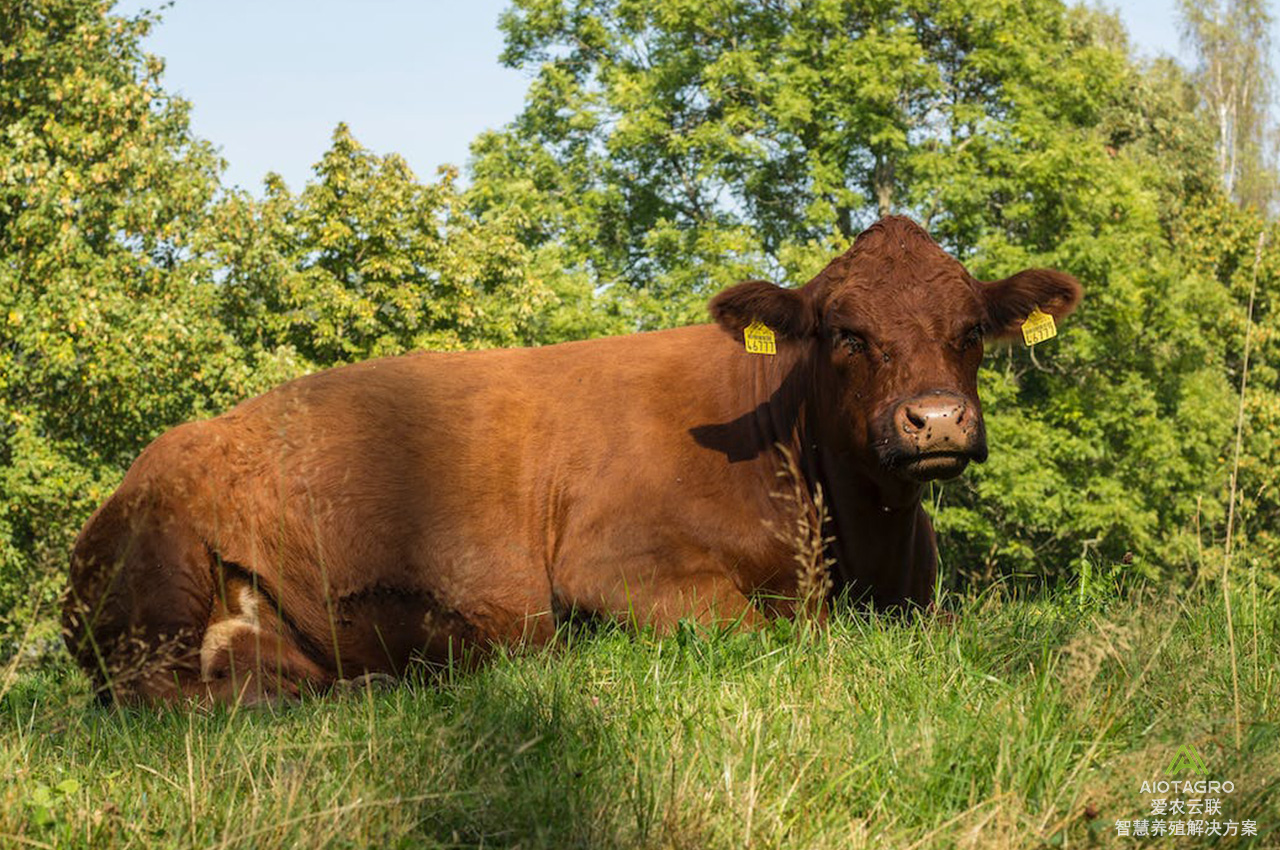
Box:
[63,216,1081,704]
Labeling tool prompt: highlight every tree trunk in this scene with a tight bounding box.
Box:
[874,153,895,218]
[835,205,853,240]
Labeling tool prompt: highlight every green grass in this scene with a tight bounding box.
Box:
[2,588,1278,849]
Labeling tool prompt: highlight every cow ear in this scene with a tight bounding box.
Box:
[709,280,815,341]
[982,268,1083,340]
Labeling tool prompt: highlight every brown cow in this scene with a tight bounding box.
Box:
[62,216,1081,704]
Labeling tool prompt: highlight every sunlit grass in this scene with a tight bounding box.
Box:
[1,588,1277,849]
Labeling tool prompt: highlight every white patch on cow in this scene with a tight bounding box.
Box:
[200,585,261,681]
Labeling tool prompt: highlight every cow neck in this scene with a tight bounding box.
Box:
[689,338,812,467]
[748,343,813,462]
[810,445,927,607]
[729,344,838,581]
[707,344,880,589]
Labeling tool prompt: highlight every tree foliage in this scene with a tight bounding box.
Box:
[0,0,252,635]
[1178,0,1279,213]
[201,124,571,365]
[484,0,1220,315]
[2,0,1279,646]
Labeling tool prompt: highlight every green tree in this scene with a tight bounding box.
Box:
[201,123,604,368]
[1173,196,1280,588]
[0,0,258,639]
[3,0,1274,651]
[1178,0,1279,213]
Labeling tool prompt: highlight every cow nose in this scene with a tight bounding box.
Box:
[894,393,972,451]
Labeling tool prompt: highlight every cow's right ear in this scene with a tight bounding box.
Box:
[709,280,815,341]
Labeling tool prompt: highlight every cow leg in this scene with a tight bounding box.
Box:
[195,573,332,704]
[114,574,333,706]
[904,505,939,608]
[637,571,766,632]
[557,559,765,634]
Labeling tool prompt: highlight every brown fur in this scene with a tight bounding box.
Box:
[62,216,1081,704]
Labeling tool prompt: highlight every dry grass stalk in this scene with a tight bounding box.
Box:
[1222,229,1265,750]
[767,444,835,619]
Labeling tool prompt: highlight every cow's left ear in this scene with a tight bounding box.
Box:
[982,268,1083,340]
[709,280,815,341]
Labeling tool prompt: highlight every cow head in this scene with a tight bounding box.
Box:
[710,216,1081,486]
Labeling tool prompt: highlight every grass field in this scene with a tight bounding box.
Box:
[1,587,1277,849]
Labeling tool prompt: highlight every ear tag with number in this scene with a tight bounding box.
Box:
[1021,308,1057,346]
[743,320,777,355]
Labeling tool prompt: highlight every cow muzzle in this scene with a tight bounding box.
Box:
[887,391,987,481]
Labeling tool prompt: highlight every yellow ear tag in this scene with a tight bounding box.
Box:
[1021,308,1057,347]
[743,320,777,355]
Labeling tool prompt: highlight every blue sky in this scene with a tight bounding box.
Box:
[112,0,1227,194]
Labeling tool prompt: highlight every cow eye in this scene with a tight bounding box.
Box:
[960,324,985,349]
[837,329,868,355]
